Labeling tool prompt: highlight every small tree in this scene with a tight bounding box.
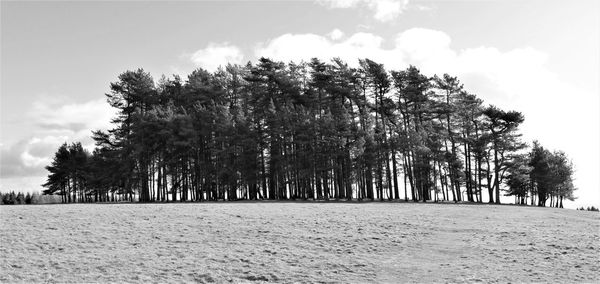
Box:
[505,154,531,205]
[30,192,41,204]
[16,192,26,205]
[6,192,16,205]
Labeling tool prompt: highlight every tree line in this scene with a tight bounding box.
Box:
[42,58,576,207]
[1,192,40,205]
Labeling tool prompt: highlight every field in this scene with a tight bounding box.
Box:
[1,202,599,283]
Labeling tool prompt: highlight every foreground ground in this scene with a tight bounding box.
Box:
[1,202,598,283]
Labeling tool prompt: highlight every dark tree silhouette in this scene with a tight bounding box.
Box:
[40,58,576,206]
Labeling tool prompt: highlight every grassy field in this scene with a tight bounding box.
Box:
[1,202,598,283]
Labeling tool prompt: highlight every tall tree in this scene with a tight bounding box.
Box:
[483,105,525,204]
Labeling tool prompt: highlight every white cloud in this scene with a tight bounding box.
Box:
[21,150,51,168]
[254,28,562,107]
[255,32,390,65]
[320,0,362,9]
[328,28,345,40]
[190,43,244,72]
[256,33,332,63]
[17,135,71,168]
[317,0,410,22]
[394,28,454,68]
[254,28,456,72]
[0,98,117,179]
[369,0,408,22]
[32,98,115,136]
[1,135,67,178]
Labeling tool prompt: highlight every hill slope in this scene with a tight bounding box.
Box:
[1,203,598,282]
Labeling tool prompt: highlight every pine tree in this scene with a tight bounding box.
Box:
[482,105,525,204]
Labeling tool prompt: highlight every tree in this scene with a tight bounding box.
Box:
[433,74,464,202]
[2,192,16,205]
[482,105,525,204]
[529,142,576,207]
[106,68,157,202]
[43,142,89,203]
[391,65,434,202]
[505,154,532,205]
[360,59,393,200]
[15,192,25,205]
[549,151,576,208]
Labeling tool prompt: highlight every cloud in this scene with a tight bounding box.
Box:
[32,98,114,132]
[190,43,244,72]
[369,0,408,22]
[254,28,558,106]
[394,28,454,68]
[255,32,389,65]
[317,0,410,22]
[1,143,29,178]
[319,0,362,9]
[256,33,335,63]
[0,98,116,179]
[328,28,345,40]
[20,136,69,168]
[1,136,63,178]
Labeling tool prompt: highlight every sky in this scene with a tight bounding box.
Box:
[1,0,598,208]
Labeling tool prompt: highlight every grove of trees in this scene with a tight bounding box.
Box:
[0,191,39,205]
[42,58,576,207]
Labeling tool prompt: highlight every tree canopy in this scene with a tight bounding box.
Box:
[43,58,576,207]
